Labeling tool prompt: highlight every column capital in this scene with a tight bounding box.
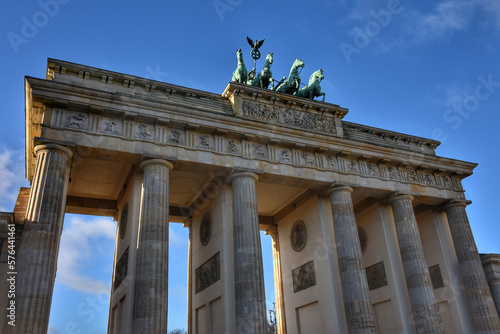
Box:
[34,143,73,159]
[326,185,353,196]
[183,218,193,229]
[265,226,278,237]
[443,199,471,211]
[387,193,414,205]
[140,158,173,171]
[229,171,258,183]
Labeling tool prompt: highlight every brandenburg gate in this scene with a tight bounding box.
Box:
[1,56,500,333]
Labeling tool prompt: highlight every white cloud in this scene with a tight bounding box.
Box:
[477,0,500,29]
[339,0,500,54]
[0,145,28,211]
[414,0,474,42]
[57,216,116,294]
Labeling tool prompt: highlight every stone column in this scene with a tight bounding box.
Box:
[184,220,193,334]
[444,201,500,332]
[9,144,72,334]
[230,172,267,334]
[388,194,443,333]
[132,159,173,334]
[481,254,500,318]
[266,227,287,334]
[328,186,377,334]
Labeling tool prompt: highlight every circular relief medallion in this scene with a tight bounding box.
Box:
[119,203,128,239]
[358,227,367,253]
[290,220,307,252]
[200,213,212,246]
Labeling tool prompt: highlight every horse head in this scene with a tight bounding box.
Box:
[265,52,274,66]
[292,58,305,70]
[309,68,324,85]
[236,49,243,59]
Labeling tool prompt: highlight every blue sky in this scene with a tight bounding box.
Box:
[1,0,500,333]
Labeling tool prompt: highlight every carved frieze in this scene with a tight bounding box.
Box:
[387,166,400,180]
[241,100,337,135]
[278,149,291,163]
[366,261,388,291]
[169,129,184,145]
[226,139,240,153]
[242,100,279,122]
[53,108,461,192]
[326,156,338,170]
[136,124,154,140]
[292,260,316,293]
[368,163,380,176]
[195,252,221,294]
[300,152,315,166]
[114,247,129,291]
[429,264,444,289]
[66,113,88,130]
[103,121,120,134]
[198,134,213,149]
[252,143,267,159]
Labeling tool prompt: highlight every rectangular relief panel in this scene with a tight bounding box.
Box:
[366,261,388,291]
[195,252,221,293]
[114,247,129,291]
[292,260,316,293]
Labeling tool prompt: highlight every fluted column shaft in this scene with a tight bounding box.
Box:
[8,144,72,334]
[230,172,267,334]
[490,281,500,318]
[266,227,287,334]
[184,220,193,334]
[328,186,377,334]
[389,194,443,333]
[444,202,500,332]
[132,159,173,334]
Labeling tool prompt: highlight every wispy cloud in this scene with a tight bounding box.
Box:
[57,216,116,294]
[338,0,500,55]
[477,0,500,29]
[412,0,474,43]
[0,145,28,211]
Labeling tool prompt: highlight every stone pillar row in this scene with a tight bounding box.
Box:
[388,194,443,334]
[7,144,73,334]
[12,145,500,334]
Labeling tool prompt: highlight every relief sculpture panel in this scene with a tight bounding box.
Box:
[241,100,337,135]
[195,252,221,294]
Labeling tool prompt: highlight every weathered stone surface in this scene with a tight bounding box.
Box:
[7,144,72,334]
[132,159,173,333]
[481,254,500,318]
[329,186,378,333]
[445,202,500,333]
[230,172,267,334]
[389,194,443,334]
